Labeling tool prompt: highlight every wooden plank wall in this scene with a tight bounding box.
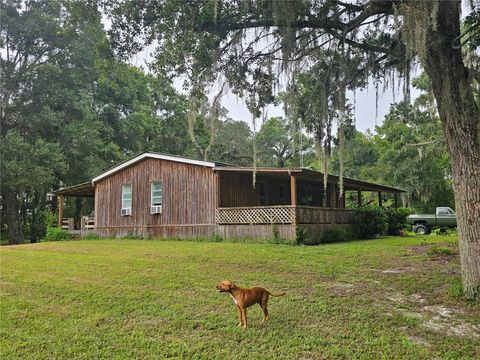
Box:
[95,158,217,238]
[217,224,297,243]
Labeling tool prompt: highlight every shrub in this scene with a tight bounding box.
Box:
[321,228,353,244]
[210,234,223,243]
[295,227,309,245]
[354,206,388,239]
[45,225,72,241]
[298,227,352,245]
[43,209,58,227]
[385,207,413,235]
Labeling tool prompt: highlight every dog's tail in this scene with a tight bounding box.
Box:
[268,291,286,297]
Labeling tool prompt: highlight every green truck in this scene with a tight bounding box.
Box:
[406,207,457,234]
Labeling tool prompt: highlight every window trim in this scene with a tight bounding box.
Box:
[150,181,163,207]
[121,183,132,215]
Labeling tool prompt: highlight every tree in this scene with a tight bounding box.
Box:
[0,1,194,243]
[106,1,480,298]
[256,116,312,167]
[208,118,254,166]
[374,102,454,211]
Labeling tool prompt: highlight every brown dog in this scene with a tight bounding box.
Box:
[216,280,285,328]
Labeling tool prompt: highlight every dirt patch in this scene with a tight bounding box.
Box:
[408,243,432,254]
[390,294,478,339]
[407,335,430,347]
[400,304,478,339]
[327,282,355,297]
[387,293,426,304]
[381,266,417,274]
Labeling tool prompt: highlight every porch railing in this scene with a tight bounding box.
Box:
[61,216,95,234]
[216,206,356,225]
[215,205,296,224]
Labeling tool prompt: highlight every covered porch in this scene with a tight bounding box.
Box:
[53,182,95,236]
[214,167,403,241]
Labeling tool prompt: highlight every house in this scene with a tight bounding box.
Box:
[53,152,404,242]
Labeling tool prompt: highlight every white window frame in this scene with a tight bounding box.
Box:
[121,183,132,215]
[151,181,163,205]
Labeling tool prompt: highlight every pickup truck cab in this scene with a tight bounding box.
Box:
[407,207,457,235]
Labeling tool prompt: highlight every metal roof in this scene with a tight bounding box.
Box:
[91,152,217,184]
[53,153,404,196]
[52,182,95,197]
[214,167,405,193]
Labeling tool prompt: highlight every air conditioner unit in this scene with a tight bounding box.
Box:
[151,205,162,214]
[121,207,132,216]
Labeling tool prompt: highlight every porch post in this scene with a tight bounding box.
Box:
[357,190,362,208]
[394,193,399,209]
[290,175,297,225]
[57,195,64,227]
[378,191,383,207]
[290,175,297,206]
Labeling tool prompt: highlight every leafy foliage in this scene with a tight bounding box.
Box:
[354,206,388,239]
[45,225,72,242]
[385,208,413,236]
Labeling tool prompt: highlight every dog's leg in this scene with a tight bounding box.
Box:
[236,305,242,326]
[241,308,247,328]
[261,293,269,323]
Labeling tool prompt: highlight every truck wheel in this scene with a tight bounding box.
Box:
[414,224,430,235]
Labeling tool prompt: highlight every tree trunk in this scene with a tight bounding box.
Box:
[5,190,23,245]
[422,1,480,299]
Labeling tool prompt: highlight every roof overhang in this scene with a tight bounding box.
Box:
[52,182,95,197]
[214,167,405,193]
[92,152,216,184]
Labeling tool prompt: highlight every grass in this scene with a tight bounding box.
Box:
[1,235,479,359]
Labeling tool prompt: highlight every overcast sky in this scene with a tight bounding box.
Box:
[129,51,420,135]
[125,23,423,135]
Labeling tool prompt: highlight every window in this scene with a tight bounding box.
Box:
[151,181,163,206]
[437,208,449,215]
[121,184,132,215]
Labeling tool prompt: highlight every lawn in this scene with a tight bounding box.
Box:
[0,235,478,359]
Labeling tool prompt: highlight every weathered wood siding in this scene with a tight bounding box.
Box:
[95,158,217,238]
[216,224,297,243]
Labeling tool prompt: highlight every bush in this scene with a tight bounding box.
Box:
[321,228,353,244]
[298,227,352,245]
[45,225,72,241]
[385,207,413,235]
[354,206,388,239]
[295,227,309,245]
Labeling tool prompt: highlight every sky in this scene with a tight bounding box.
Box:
[124,20,423,135]
[129,49,421,135]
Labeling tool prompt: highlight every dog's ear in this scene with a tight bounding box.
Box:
[229,283,235,289]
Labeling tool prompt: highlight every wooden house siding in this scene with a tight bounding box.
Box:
[95,158,217,237]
